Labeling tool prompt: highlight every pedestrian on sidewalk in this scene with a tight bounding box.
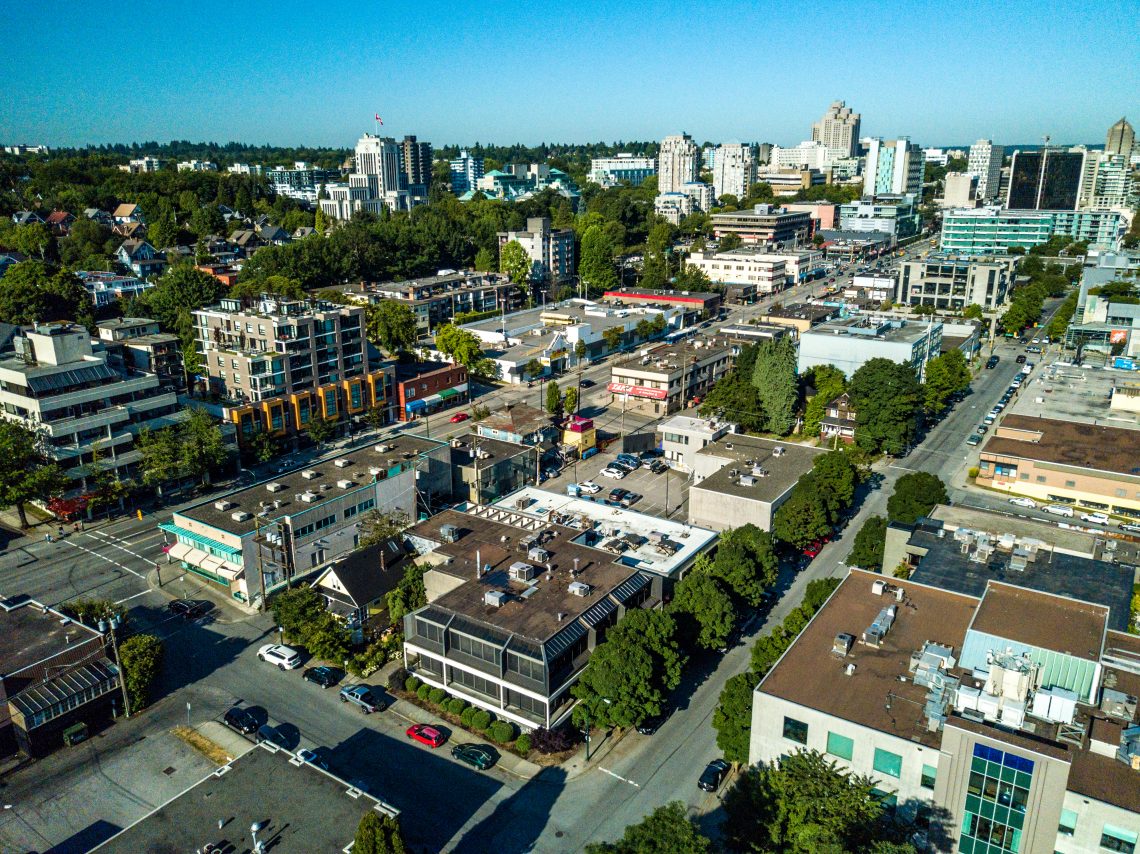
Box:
[57,525,64,539]
[45,532,53,543]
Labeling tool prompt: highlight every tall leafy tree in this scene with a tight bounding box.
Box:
[119,634,165,711]
[499,239,531,285]
[367,301,417,356]
[386,564,427,624]
[434,323,483,368]
[147,209,180,249]
[586,802,710,854]
[545,380,561,414]
[847,515,888,570]
[751,336,798,435]
[670,570,736,650]
[474,246,495,272]
[772,474,832,549]
[848,358,922,455]
[179,408,230,485]
[802,365,846,438]
[578,224,618,294]
[11,223,53,259]
[0,261,90,326]
[711,525,778,607]
[0,420,69,528]
[811,450,858,523]
[133,263,224,329]
[353,812,407,854]
[922,349,970,414]
[712,671,757,765]
[887,471,948,525]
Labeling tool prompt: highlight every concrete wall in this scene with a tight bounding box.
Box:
[688,486,772,532]
[977,456,1140,514]
[1055,790,1140,854]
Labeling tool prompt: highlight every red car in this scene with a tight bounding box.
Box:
[406,723,446,748]
[449,413,469,423]
[802,538,828,558]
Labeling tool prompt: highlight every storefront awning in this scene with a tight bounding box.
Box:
[167,542,192,561]
[405,398,427,412]
[200,554,243,580]
[437,387,459,400]
[420,393,441,406]
[159,522,242,556]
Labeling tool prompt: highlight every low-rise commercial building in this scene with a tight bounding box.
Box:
[750,568,1140,854]
[797,315,942,378]
[839,194,921,244]
[710,205,812,247]
[609,340,732,417]
[756,303,839,334]
[977,415,1140,515]
[784,201,839,231]
[602,288,722,318]
[897,253,1017,311]
[450,435,538,506]
[163,440,445,608]
[588,154,656,187]
[688,434,824,531]
[685,250,786,293]
[394,361,468,422]
[659,414,735,471]
[755,168,828,196]
[818,229,894,260]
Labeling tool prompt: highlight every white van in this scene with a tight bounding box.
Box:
[1042,504,1074,518]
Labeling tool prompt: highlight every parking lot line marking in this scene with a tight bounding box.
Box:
[599,767,640,788]
[60,539,144,578]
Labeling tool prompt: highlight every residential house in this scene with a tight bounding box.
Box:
[115,239,166,279]
[293,226,317,239]
[115,221,145,240]
[44,211,75,236]
[82,208,113,227]
[312,539,411,640]
[78,271,154,307]
[11,211,43,226]
[230,230,263,255]
[820,391,857,443]
[0,251,28,277]
[112,203,143,228]
[256,224,291,245]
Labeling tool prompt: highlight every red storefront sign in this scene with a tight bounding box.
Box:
[607,382,668,400]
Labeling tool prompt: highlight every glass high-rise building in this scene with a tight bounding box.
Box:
[1006,150,1087,211]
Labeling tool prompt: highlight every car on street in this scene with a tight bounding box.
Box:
[449,412,470,423]
[986,356,1000,369]
[1121,523,1140,533]
[601,467,626,479]
[1016,354,1027,364]
[451,743,496,770]
[579,378,596,388]
[1031,337,1041,344]
[297,748,329,770]
[802,539,826,558]
[302,665,340,689]
[976,424,988,434]
[258,644,302,670]
[223,706,258,735]
[406,723,446,748]
[982,414,996,425]
[966,434,982,446]
[339,684,386,713]
[1026,345,1042,354]
[698,758,731,792]
[1008,497,1036,508]
[639,448,664,460]
[1081,512,1110,525]
[168,599,210,619]
[649,460,669,474]
[257,724,290,749]
[1043,504,1075,517]
[577,481,602,494]
[543,467,562,480]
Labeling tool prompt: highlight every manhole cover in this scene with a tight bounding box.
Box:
[162,766,176,776]
[555,832,564,838]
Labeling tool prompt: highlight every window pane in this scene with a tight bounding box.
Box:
[826,731,854,761]
[782,716,808,745]
[1058,808,1077,835]
[921,763,937,789]
[873,748,902,778]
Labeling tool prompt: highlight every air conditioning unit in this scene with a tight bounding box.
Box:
[231,511,252,522]
[302,470,319,479]
[484,590,508,608]
[368,467,382,476]
[336,479,354,489]
[266,482,285,493]
[568,581,592,597]
[510,562,536,582]
[334,459,352,468]
[300,491,317,503]
[214,500,235,511]
[375,443,390,452]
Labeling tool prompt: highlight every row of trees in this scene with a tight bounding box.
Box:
[772,450,860,549]
[998,255,1079,335]
[847,472,950,572]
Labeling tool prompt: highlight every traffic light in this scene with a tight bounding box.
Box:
[136,509,143,521]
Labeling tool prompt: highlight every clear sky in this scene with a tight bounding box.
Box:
[3,0,1137,149]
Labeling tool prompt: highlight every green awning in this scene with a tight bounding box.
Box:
[437,388,459,400]
[159,522,243,555]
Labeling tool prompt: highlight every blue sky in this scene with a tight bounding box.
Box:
[2,0,1137,149]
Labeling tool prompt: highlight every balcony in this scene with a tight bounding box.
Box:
[40,406,131,437]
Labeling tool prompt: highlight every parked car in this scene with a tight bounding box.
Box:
[639,448,664,460]
[449,412,470,423]
[698,759,731,792]
[982,414,996,425]
[223,706,258,735]
[601,467,626,480]
[966,434,982,446]
[451,743,496,770]
[1043,504,1075,517]
[610,460,636,473]
[1081,512,1110,525]
[649,460,669,474]
[579,379,596,388]
[543,467,562,480]
[609,488,630,503]
[1008,497,1036,508]
[302,665,340,689]
[976,424,988,434]
[297,748,328,770]
[406,723,446,748]
[577,481,602,494]
[168,599,210,619]
[339,684,386,713]
[615,453,642,469]
[986,356,1000,369]
[1015,354,1027,364]
[258,644,301,670]
[1025,345,1042,354]
[619,492,642,507]
[257,724,290,749]
[1120,523,1140,533]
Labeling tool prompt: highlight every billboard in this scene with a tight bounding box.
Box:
[1110,329,1129,344]
[1113,357,1136,371]
[607,381,668,400]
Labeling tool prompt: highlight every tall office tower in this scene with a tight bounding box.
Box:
[449,149,484,195]
[863,138,925,197]
[811,101,861,157]
[657,133,700,194]
[712,143,756,200]
[967,139,1005,201]
[399,135,433,189]
[354,134,402,196]
[1006,148,1088,210]
[1105,117,1135,157]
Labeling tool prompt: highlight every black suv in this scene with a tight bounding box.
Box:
[223,706,258,735]
[985,355,1000,369]
[302,666,340,689]
[698,759,731,792]
[168,599,209,619]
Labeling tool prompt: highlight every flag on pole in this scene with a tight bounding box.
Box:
[374,113,383,125]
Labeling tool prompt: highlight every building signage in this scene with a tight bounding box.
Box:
[1113,356,1136,371]
[1110,329,1129,344]
[607,381,668,400]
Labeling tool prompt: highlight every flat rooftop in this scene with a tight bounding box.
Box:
[970,582,1108,661]
[1000,362,1140,431]
[451,434,532,465]
[408,508,643,642]
[925,505,1105,557]
[488,486,717,578]
[693,435,824,503]
[761,303,837,322]
[659,413,732,437]
[981,414,1140,475]
[179,436,445,535]
[603,288,721,305]
[94,743,394,853]
[803,316,939,344]
[613,340,732,373]
[462,301,669,338]
[0,597,100,675]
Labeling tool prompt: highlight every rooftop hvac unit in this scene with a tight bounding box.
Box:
[375,443,390,452]
[266,482,285,493]
[844,662,857,676]
[273,499,282,509]
[509,562,536,582]
[231,511,252,522]
[568,581,592,597]
[439,524,460,543]
[302,470,319,479]
[334,459,351,468]
[872,579,886,596]
[336,479,354,489]
[725,442,733,451]
[368,467,382,476]
[215,500,235,511]
[484,590,508,608]
[300,492,317,503]
[977,691,1001,721]
[257,507,270,517]
[1100,688,1139,721]
[1001,698,1027,728]
[528,547,550,563]
[833,632,855,656]
[739,475,755,487]
[318,483,331,491]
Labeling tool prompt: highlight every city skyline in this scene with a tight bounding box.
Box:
[3,0,1137,149]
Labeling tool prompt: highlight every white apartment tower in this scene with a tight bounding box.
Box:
[811,101,861,157]
[712,143,756,200]
[657,134,700,194]
[967,139,1005,202]
[863,138,925,197]
[354,134,402,196]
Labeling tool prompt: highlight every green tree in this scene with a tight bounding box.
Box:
[0,261,91,326]
[772,474,832,549]
[616,608,686,691]
[358,509,410,565]
[887,471,949,525]
[711,525,778,607]
[563,386,578,414]
[670,570,736,650]
[133,263,223,329]
[305,415,337,446]
[119,634,164,711]
[367,301,417,356]
[602,326,624,352]
[137,424,184,492]
[59,598,126,628]
[750,336,798,435]
[148,209,180,249]
[179,408,230,485]
[723,749,888,854]
[313,205,329,234]
[353,810,407,854]
[923,350,970,414]
[574,339,588,362]
[0,420,68,527]
[190,204,226,238]
[523,358,544,381]
[546,379,562,414]
[962,303,984,320]
[713,671,757,765]
[847,515,888,570]
[387,564,427,625]
[434,323,483,368]
[474,246,496,272]
[579,224,619,295]
[811,450,858,523]
[499,239,531,285]
[271,586,327,640]
[718,232,743,251]
[11,222,53,259]
[802,365,846,439]
[848,358,923,456]
[585,802,710,854]
[640,221,675,289]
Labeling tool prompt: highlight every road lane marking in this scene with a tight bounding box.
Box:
[85,531,155,562]
[60,539,144,578]
[115,590,152,605]
[599,767,640,788]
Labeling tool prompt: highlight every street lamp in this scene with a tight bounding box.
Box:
[98,614,131,719]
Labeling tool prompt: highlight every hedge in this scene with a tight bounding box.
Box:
[416,684,432,701]
[470,709,492,731]
[515,733,532,755]
[460,706,476,727]
[405,676,422,693]
[428,687,447,706]
[488,720,516,743]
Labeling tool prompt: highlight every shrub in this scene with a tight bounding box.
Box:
[428,687,447,706]
[515,732,532,755]
[460,707,476,727]
[388,667,409,693]
[488,720,516,743]
[416,684,432,701]
[470,710,492,731]
[968,466,980,479]
[532,726,578,754]
[446,697,467,716]
[404,676,422,693]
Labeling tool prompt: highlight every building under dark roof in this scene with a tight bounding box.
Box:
[311,538,410,633]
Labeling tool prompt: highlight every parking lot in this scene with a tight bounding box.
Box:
[542,446,691,521]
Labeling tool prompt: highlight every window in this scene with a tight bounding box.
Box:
[1065,479,1076,488]
[921,763,937,790]
[826,731,853,761]
[1101,825,1138,854]
[1058,809,1077,837]
[873,748,902,778]
[1036,475,1046,483]
[782,717,808,745]
[1116,488,1127,498]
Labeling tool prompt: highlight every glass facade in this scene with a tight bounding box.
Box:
[826,731,854,761]
[782,716,808,745]
[959,743,1033,854]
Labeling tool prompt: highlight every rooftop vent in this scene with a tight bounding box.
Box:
[484,590,508,608]
[334,459,351,468]
[772,446,785,457]
[568,581,592,597]
[231,511,252,522]
[375,443,391,453]
[739,475,755,487]
[266,482,285,493]
[833,632,855,656]
[215,500,235,511]
[300,491,318,503]
[528,547,550,563]
[439,524,460,543]
[336,479,354,489]
[302,469,319,479]
[319,483,331,491]
[1101,688,1139,721]
[509,562,536,582]
[844,662,857,676]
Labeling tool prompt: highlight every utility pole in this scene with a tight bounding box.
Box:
[254,517,267,612]
[99,615,130,718]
